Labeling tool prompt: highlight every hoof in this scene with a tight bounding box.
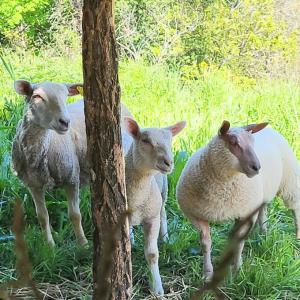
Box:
[152,286,164,296]
[203,264,214,282]
[260,226,267,235]
[151,278,164,296]
[203,271,213,282]
[47,239,55,247]
[78,237,88,246]
[161,234,169,244]
[231,259,243,272]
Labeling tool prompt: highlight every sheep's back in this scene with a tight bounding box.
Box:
[252,128,283,202]
[254,127,300,207]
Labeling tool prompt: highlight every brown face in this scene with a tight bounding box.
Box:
[219,120,268,178]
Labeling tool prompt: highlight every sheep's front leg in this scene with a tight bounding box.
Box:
[195,219,213,280]
[143,217,164,296]
[232,212,258,272]
[160,205,169,243]
[129,225,135,245]
[232,239,244,272]
[65,184,88,246]
[29,187,54,246]
[258,204,267,234]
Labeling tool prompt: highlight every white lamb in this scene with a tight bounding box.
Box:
[176,120,300,279]
[123,117,185,295]
[12,80,131,246]
[122,124,169,243]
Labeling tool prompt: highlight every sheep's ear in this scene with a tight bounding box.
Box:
[244,122,268,134]
[14,80,34,98]
[218,120,230,136]
[123,117,141,139]
[165,121,186,137]
[66,84,83,96]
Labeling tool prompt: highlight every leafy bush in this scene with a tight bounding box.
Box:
[1,0,299,77]
[115,0,299,77]
[0,0,54,45]
[182,0,299,77]
[0,0,81,49]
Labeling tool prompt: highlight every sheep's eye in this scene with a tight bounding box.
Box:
[142,139,151,144]
[229,137,238,146]
[142,138,153,148]
[32,94,45,102]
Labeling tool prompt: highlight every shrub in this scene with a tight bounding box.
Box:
[0,0,299,77]
[0,0,54,45]
[115,0,299,77]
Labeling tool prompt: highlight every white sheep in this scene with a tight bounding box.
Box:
[122,125,169,244]
[176,120,300,279]
[123,117,185,295]
[12,80,131,246]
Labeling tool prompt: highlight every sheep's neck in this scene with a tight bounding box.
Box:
[125,146,159,225]
[126,144,158,178]
[20,114,51,167]
[202,137,240,183]
[22,113,50,141]
[126,145,157,180]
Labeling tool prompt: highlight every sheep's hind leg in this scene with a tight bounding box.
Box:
[30,187,55,246]
[160,204,169,243]
[65,184,88,246]
[143,217,164,296]
[158,174,169,243]
[280,188,300,239]
[258,204,267,234]
[293,204,300,239]
[194,219,213,280]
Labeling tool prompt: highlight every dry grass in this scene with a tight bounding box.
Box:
[6,280,91,300]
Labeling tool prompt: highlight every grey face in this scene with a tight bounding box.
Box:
[219,120,268,178]
[138,128,174,174]
[124,117,186,174]
[30,85,70,134]
[14,80,82,134]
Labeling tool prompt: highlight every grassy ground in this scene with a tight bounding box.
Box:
[0,50,300,299]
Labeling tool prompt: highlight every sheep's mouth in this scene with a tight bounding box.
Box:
[156,165,172,174]
[52,126,69,135]
[243,167,259,178]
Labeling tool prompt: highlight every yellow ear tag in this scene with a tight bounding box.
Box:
[77,86,84,96]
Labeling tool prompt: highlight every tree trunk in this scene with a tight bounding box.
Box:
[82,1,132,299]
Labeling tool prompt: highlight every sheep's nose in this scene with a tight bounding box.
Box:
[251,163,260,172]
[59,118,70,129]
[163,159,172,168]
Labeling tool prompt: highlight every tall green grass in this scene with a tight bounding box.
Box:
[0,50,299,299]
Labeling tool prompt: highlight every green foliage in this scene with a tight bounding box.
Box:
[0,0,81,49]
[116,0,299,77]
[182,0,299,77]
[0,50,300,298]
[1,0,299,77]
[0,0,54,45]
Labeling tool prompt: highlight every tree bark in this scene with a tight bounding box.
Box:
[82,1,132,299]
